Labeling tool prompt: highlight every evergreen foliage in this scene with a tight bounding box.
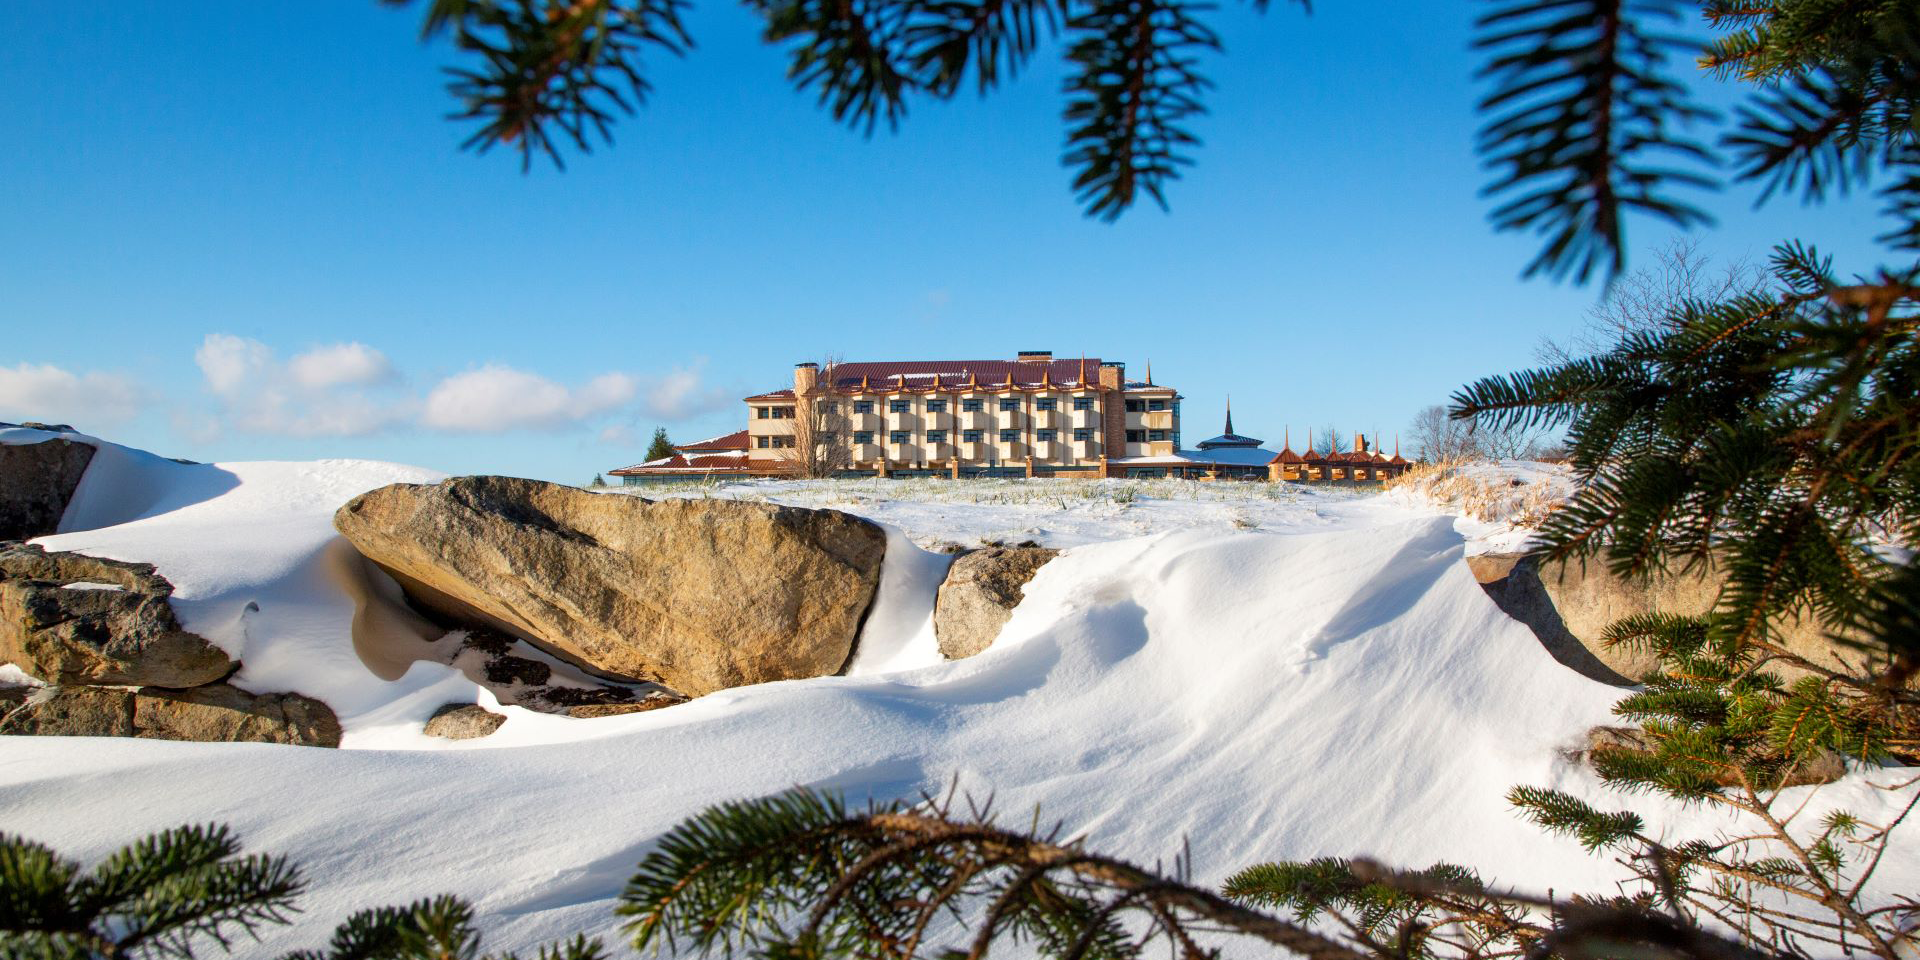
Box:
[616,785,1370,960]
[0,828,604,960]
[645,427,676,462]
[0,823,302,960]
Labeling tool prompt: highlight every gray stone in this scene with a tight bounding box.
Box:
[0,437,94,541]
[423,703,507,740]
[334,476,888,697]
[0,683,340,747]
[934,546,1058,660]
[0,543,235,688]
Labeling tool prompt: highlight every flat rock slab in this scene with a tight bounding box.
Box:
[0,683,341,747]
[0,436,94,541]
[334,477,888,697]
[0,543,235,688]
[934,546,1058,660]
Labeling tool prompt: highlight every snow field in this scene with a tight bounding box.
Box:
[1,428,1912,956]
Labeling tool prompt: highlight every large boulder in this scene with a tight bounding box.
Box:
[934,546,1058,660]
[0,437,94,541]
[0,543,235,688]
[334,477,889,697]
[0,683,340,747]
[1468,552,1866,684]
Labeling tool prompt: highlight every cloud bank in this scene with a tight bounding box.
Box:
[0,363,147,427]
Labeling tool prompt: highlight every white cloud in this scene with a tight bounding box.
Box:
[195,334,274,397]
[0,363,146,427]
[637,362,733,420]
[288,342,395,389]
[192,334,408,439]
[420,365,636,433]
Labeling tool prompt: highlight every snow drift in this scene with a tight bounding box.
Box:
[1,428,1912,956]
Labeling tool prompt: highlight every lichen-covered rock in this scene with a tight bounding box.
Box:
[333,477,888,697]
[0,436,94,541]
[423,703,506,740]
[1467,552,1872,684]
[0,543,235,688]
[933,546,1058,660]
[0,683,340,747]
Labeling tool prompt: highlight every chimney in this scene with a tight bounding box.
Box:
[1098,361,1124,392]
[1016,350,1053,364]
[794,362,819,396]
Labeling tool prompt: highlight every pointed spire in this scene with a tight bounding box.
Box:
[1041,365,1052,387]
[1005,369,1016,388]
[969,368,979,389]
[1145,360,1153,385]
[861,372,870,390]
[1223,395,1234,437]
[1079,354,1088,385]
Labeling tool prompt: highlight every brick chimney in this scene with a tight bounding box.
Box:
[794,362,819,396]
[1016,350,1053,364]
[1097,361,1124,392]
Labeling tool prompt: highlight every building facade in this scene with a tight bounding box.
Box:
[742,352,1181,476]
[609,352,1415,484]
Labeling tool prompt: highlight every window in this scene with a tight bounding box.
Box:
[854,401,874,414]
[1036,429,1056,442]
[999,398,1019,411]
[817,402,838,414]
[854,431,873,444]
[961,399,983,412]
[1034,398,1056,411]
[889,400,910,413]
[1148,399,1167,411]
[926,399,947,413]
[756,436,771,448]
[772,436,795,449]
[890,431,910,444]
[757,407,772,419]
[1126,430,1145,442]
[962,430,983,443]
[818,432,837,443]
[1073,428,1093,442]
[1125,400,1145,412]
[999,429,1018,443]
[1148,430,1166,442]
[927,429,947,443]
[1072,396,1093,411]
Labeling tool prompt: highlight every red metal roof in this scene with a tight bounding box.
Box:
[609,451,754,475]
[677,430,749,452]
[828,358,1103,390]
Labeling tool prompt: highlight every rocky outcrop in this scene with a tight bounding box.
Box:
[0,683,341,747]
[1467,552,1866,684]
[0,543,235,688]
[424,703,506,740]
[333,477,889,697]
[934,546,1058,660]
[0,436,94,541]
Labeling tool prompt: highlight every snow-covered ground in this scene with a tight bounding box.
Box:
[2,428,1912,956]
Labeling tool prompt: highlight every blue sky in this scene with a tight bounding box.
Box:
[0,2,1893,482]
